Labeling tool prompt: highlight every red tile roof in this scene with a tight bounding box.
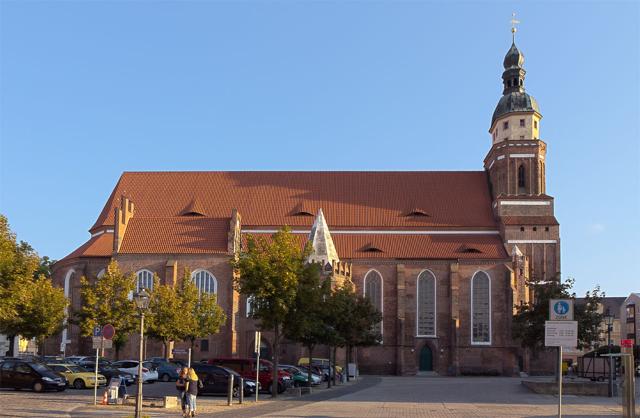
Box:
[119,217,229,254]
[243,233,508,260]
[60,233,113,261]
[91,171,498,231]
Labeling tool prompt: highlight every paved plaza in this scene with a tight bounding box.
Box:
[0,376,634,418]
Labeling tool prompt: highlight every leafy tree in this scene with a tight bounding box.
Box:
[10,275,67,354]
[0,214,65,355]
[329,281,381,380]
[232,227,305,397]
[179,270,226,352]
[283,261,330,386]
[146,277,188,358]
[77,260,137,359]
[513,276,605,353]
[34,256,56,279]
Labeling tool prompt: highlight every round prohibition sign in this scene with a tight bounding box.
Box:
[102,324,115,340]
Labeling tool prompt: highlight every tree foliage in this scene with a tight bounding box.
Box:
[283,262,330,385]
[146,277,186,357]
[77,260,137,358]
[178,270,226,348]
[232,226,306,397]
[0,214,66,354]
[513,277,605,352]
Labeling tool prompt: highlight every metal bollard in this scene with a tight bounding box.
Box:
[227,374,234,406]
[238,377,244,404]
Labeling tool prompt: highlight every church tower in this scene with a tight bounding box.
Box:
[484,24,561,283]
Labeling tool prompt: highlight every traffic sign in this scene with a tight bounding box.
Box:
[621,339,633,348]
[93,326,102,337]
[254,331,261,354]
[102,339,112,349]
[92,336,102,349]
[549,299,574,321]
[102,324,115,340]
[545,320,578,349]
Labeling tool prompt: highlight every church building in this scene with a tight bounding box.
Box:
[48,35,560,376]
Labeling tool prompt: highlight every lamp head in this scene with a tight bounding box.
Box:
[134,288,151,310]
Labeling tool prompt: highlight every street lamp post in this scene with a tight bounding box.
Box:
[604,310,614,398]
[133,288,150,418]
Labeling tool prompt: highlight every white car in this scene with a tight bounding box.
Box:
[111,360,158,383]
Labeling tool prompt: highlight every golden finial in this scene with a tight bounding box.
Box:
[510,12,520,43]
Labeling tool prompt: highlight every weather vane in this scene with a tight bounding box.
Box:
[510,12,520,43]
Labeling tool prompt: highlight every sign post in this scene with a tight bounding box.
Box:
[254,331,261,402]
[92,326,102,406]
[545,319,577,418]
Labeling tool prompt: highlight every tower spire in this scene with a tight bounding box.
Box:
[307,208,340,269]
[510,12,520,44]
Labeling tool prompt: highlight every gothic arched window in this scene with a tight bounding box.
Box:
[518,164,526,190]
[471,271,491,345]
[363,270,383,339]
[416,270,436,337]
[136,269,154,292]
[191,269,217,295]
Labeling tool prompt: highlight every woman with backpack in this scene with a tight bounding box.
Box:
[185,367,202,417]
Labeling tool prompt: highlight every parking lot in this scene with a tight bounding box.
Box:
[0,376,634,418]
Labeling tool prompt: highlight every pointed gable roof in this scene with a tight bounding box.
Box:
[307,208,340,267]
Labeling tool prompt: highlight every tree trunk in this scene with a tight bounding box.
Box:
[272,324,280,398]
[332,346,338,385]
[346,344,350,382]
[7,335,15,357]
[307,344,314,387]
[327,346,331,388]
[163,340,168,358]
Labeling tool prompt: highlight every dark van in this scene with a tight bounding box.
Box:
[191,364,257,397]
[0,360,66,392]
[207,358,291,393]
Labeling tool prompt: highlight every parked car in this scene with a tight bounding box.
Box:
[46,363,107,389]
[79,362,135,386]
[146,357,187,368]
[111,360,158,383]
[0,360,66,392]
[208,358,291,393]
[144,359,183,382]
[64,356,91,364]
[297,357,342,381]
[278,364,322,386]
[191,363,258,397]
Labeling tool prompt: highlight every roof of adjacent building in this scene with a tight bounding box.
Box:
[575,296,627,318]
[61,171,511,262]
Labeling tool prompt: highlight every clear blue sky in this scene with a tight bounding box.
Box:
[0,1,638,296]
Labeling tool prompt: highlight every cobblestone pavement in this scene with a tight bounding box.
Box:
[1,376,635,417]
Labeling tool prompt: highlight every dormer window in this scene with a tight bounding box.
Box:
[405,208,430,217]
[290,201,315,217]
[519,119,525,127]
[361,244,383,253]
[503,121,509,130]
[291,210,314,217]
[457,245,482,254]
[180,197,206,216]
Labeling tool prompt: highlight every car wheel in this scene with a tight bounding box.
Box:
[33,382,44,393]
[277,383,285,394]
[232,386,240,398]
[57,387,66,392]
[293,380,299,388]
[73,379,86,389]
[160,373,170,382]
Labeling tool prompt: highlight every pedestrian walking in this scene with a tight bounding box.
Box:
[176,367,189,417]
[185,367,202,417]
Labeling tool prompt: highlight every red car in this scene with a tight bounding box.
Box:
[207,358,292,393]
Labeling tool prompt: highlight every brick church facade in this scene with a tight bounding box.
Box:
[47,38,560,376]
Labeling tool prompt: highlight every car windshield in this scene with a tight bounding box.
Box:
[67,366,85,373]
[30,363,50,373]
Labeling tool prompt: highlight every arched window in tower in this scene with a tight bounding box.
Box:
[191,269,217,296]
[416,270,436,337]
[518,164,526,193]
[471,271,491,345]
[363,270,383,340]
[136,269,154,292]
